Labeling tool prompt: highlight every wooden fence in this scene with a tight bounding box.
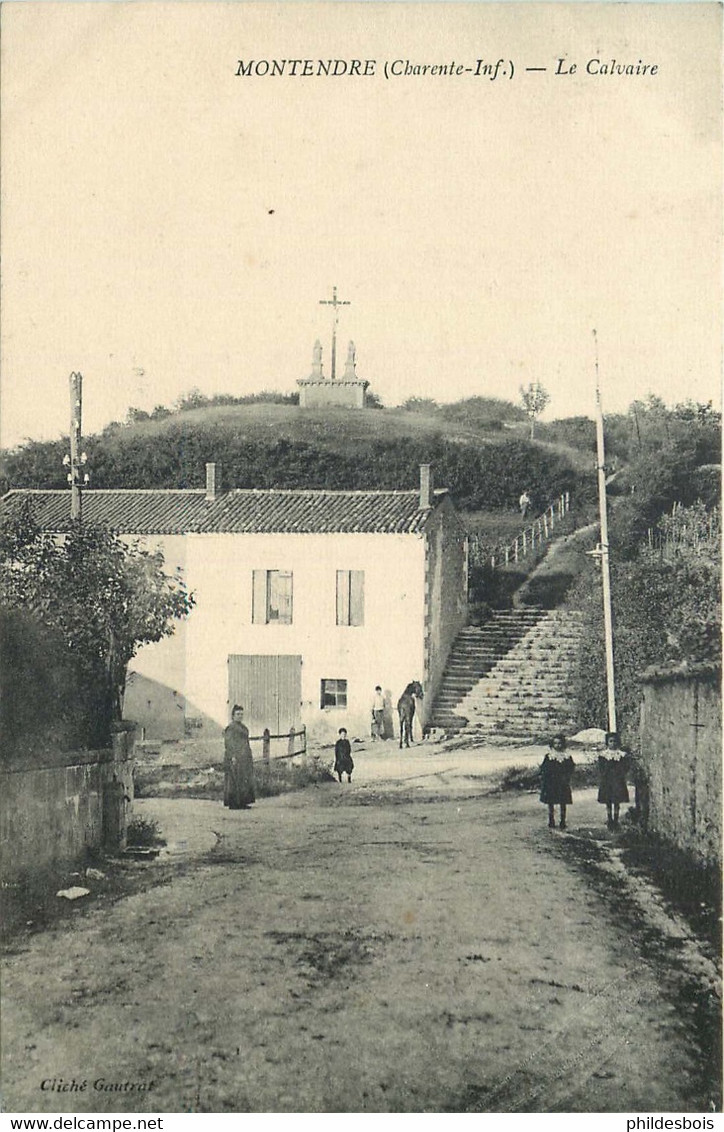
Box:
[254,725,307,764]
[646,502,720,559]
[468,492,571,570]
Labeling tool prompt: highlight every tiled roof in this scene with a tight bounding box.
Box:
[0,488,447,535]
[0,490,209,535]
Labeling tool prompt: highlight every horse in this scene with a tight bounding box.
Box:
[397,681,423,749]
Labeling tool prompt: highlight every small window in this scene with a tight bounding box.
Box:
[252,570,293,624]
[336,570,364,626]
[321,678,347,709]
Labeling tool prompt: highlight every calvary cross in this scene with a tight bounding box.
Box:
[319,286,350,380]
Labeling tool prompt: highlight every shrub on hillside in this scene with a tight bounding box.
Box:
[3,425,583,512]
[439,396,526,427]
[401,397,439,414]
[538,417,597,454]
[571,510,721,745]
[609,436,721,560]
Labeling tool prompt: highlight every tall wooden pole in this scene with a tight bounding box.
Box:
[69,371,83,521]
[593,331,617,734]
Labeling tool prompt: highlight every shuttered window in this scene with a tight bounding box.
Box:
[336,570,364,626]
[252,570,293,624]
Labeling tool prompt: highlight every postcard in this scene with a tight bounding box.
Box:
[1,2,721,1120]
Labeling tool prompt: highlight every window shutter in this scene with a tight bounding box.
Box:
[274,571,293,624]
[336,570,350,626]
[252,570,267,624]
[350,570,364,626]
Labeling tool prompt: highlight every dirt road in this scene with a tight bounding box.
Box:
[2,745,720,1113]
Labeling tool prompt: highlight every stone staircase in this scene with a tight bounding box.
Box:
[431,608,547,731]
[430,607,585,741]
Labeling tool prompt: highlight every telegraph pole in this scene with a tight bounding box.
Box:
[319,286,350,380]
[593,330,617,733]
[64,372,88,522]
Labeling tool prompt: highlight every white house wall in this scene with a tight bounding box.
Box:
[121,534,190,737]
[184,532,427,742]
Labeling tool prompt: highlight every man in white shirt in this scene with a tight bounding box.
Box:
[371,685,385,740]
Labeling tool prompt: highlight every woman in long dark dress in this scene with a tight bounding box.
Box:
[598,731,630,829]
[223,704,255,809]
[539,733,574,829]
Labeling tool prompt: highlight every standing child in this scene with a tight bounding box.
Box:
[371,686,385,741]
[598,731,630,829]
[539,733,574,829]
[334,728,354,783]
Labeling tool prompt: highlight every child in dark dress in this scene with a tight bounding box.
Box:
[334,728,354,783]
[598,731,630,829]
[539,733,574,829]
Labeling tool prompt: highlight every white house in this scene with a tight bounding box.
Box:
[2,465,468,744]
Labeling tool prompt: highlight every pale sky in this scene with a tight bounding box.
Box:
[1,2,721,447]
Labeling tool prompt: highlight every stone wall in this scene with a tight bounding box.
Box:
[0,731,135,884]
[422,497,468,719]
[297,379,367,408]
[638,665,721,867]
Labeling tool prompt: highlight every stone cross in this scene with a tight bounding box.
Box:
[319,286,350,380]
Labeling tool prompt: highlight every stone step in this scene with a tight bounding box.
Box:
[471,718,577,729]
[466,708,572,720]
[461,704,571,715]
[430,603,585,735]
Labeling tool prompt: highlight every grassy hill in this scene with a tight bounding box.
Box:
[104,400,539,450]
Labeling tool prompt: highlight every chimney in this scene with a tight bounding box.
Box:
[205,462,220,503]
[419,464,433,510]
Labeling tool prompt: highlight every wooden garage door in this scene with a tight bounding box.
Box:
[227,655,302,737]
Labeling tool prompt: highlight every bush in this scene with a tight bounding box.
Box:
[610,436,722,560]
[400,397,439,414]
[0,608,97,760]
[439,397,526,427]
[5,427,581,513]
[498,764,541,792]
[256,755,335,796]
[570,516,721,745]
[133,754,334,800]
[126,817,166,847]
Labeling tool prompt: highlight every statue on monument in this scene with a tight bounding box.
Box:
[310,338,324,379]
[343,340,357,380]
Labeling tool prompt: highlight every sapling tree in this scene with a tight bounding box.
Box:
[519,382,551,440]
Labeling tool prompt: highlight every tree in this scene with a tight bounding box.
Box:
[401,397,439,414]
[175,387,210,412]
[519,382,551,439]
[0,500,194,747]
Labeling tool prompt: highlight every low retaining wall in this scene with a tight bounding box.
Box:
[639,665,721,867]
[0,731,135,884]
